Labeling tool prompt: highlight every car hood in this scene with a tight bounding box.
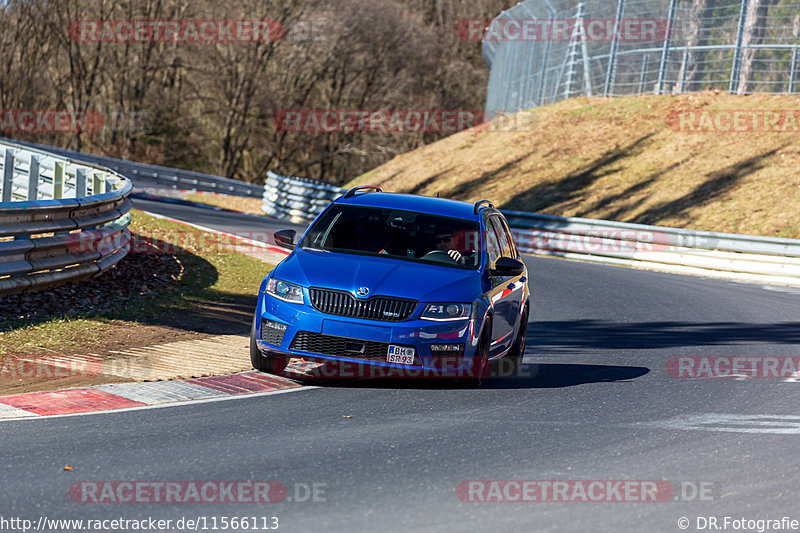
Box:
[274,248,482,302]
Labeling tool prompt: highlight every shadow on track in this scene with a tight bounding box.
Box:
[285,362,650,391]
[529,320,800,353]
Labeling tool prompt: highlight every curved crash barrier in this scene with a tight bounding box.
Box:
[0,140,132,296]
[262,171,346,223]
[0,136,263,198]
[504,211,800,287]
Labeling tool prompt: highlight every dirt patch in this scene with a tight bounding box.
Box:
[0,253,183,323]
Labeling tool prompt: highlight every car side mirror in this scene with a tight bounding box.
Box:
[274,229,297,250]
[491,257,525,277]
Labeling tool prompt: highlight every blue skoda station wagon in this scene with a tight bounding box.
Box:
[251,186,530,385]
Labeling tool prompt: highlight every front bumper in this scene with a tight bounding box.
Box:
[254,291,481,377]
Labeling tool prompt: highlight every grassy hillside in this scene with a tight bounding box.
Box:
[348,92,800,238]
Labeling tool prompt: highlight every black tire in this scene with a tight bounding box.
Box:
[505,307,528,378]
[250,314,288,375]
[466,320,492,387]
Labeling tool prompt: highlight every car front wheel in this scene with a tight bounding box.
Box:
[465,319,492,387]
[504,307,528,378]
[250,314,288,375]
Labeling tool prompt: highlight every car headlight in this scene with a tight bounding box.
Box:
[266,278,304,304]
[421,303,471,321]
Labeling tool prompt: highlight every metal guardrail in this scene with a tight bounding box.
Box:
[505,211,800,286]
[261,173,800,286]
[0,140,132,296]
[0,137,262,198]
[262,171,346,223]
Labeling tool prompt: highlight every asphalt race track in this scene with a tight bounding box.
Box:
[2,198,800,532]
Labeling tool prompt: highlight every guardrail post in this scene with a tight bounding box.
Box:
[28,155,40,201]
[92,172,103,195]
[76,168,87,197]
[657,0,678,94]
[53,161,65,199]
[790,48,799,93]
[2,149,13,203]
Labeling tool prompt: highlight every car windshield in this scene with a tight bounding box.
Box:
[301,204,482,269]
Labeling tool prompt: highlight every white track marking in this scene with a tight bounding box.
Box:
[640,413,800,435]
[0,384,317,424]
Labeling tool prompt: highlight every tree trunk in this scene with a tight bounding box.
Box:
[680,0,718,91]
[737,0,775,95]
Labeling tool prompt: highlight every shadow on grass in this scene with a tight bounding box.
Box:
[575,157,690,219]
[502,133,656,212]
[443,153,532,200]
[631,146,784,225]
[407,167,455,196]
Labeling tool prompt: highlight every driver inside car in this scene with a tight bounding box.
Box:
[434,231,466,264]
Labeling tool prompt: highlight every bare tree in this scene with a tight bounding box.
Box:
[22,0,112,150]
[679,0,720,91]
[0,3,48,111]
[737,0,777,94]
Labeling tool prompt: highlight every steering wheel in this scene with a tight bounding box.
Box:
[421,250,461,264]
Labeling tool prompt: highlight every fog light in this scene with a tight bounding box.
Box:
[263,320,287,331]
[430,344,464,353]
[261,319,287,345]
[430,344,465,369]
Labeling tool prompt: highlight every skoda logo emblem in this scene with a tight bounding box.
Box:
[356,287,370,297]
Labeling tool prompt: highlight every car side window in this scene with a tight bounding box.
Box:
[498,217,518,258]
[484,220,501,266]
[490,217,513,258]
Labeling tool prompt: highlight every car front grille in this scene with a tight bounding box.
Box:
[290,331,419,365]
[308,288,418,322]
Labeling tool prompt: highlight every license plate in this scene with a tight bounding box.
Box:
[387,345,415,365]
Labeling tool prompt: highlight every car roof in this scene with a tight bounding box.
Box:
[335,191,487,221]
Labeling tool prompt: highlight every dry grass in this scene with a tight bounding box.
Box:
[184,192,264,215]
[348,92,800,238]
